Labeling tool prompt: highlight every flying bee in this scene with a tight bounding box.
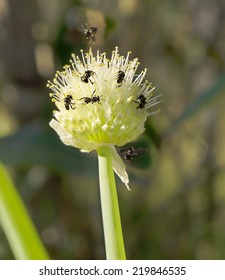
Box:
[82,23,98,43]
[133,94,147,109]
[116,70,125,86]
[120,146,145,161]
[80,90,101,105]
[64,94,75,110]
[81,70,95,84]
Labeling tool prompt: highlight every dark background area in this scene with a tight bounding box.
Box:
[0,0,225,259]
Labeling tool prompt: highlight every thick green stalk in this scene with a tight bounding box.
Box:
[0,162,49,260]
[97,146,126,260]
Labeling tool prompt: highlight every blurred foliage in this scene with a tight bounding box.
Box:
[0,0,225,260]
[166,73,225,135]
[0,124,97,173]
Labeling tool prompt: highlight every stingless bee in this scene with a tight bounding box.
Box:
[82,23,98,43]
[80,91,101,105]
[50,93,75,110]
[120,146,145,161]
[134,94,147,109]
[116,70,125,86]
[81,70,95,84]
[64,94,75,110]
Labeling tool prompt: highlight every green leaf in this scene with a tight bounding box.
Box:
[0,162,49,259]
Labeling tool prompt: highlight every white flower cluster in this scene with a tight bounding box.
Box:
[47,47,162,188]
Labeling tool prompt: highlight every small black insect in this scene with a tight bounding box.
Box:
[80,91,101,105]
[82,24,98,43]
[134,94,147,109]
[120,146,145,161]
[81,70,95,84]
[64,95,75,110]
[116,70,125,85]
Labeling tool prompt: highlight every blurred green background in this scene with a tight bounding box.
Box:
[0,0,225,259]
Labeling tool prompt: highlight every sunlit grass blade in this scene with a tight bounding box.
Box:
[0,161,49,260]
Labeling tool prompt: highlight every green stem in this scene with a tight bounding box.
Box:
[97,146,126,260]
[0,162,49,260]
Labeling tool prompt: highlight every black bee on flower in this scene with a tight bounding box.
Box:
[80,90,101,105]
[81,70,95,84]
[134,94,147,109]
[64,94,75,110]
[50,93,75,110]
[116,70,125,86]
